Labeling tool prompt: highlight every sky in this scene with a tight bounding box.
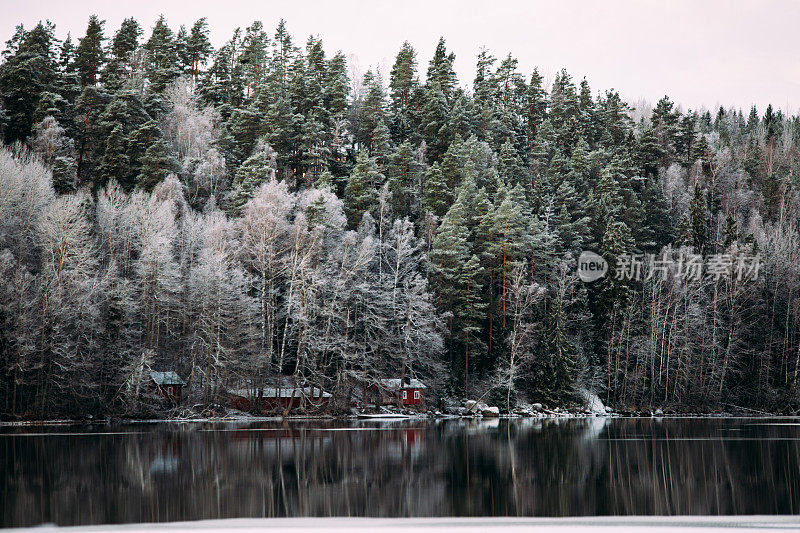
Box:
[2,0,799,115]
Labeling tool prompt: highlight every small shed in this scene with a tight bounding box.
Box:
[229,386,332,413]
[369,378,426,408]
[150,371,186,403]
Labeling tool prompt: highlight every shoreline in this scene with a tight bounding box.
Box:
[1,411,798,427]
[7,516,800,532]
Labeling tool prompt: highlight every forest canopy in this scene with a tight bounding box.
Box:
[1,15,800,418]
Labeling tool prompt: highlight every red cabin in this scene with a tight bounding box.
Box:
[368,378,426,408]
[229,386,332,414]
[149,371,186,404]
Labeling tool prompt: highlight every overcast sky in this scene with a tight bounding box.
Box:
[2,0,798,114]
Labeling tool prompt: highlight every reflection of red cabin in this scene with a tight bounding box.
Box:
[368,378,426,408]
[149,371,186,403]
[404,428,424,445]
[229,386,332,413]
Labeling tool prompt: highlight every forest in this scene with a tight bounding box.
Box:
[1,15,799,419]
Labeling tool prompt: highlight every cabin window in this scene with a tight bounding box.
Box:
[402,390,407,400]
[414,391,421,399]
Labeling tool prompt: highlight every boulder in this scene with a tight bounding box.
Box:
[464,400,478,411]
[482,406,500,417]
[531,403,543,411]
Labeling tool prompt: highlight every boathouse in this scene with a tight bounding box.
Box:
[229,386,332,413]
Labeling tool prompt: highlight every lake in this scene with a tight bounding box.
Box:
[2,417,800,527]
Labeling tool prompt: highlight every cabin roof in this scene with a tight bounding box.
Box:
[150,371,186,387]
[230,386,332,399]
[378,378,427,389]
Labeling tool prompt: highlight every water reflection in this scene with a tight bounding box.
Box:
[2,417,800,526]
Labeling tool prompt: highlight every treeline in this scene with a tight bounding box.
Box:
[1,16,800,417]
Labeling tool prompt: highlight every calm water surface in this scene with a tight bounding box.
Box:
[2,417,800,526]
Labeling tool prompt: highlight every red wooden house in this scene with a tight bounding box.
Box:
[149,371,186,404]
[368,378,426,408]
[229,386,332,414]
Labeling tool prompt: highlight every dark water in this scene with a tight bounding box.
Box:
[2,417,800,526]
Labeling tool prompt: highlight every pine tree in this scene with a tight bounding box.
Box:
[344,150,383,228]
[426,37,457,102]
[102,18,142,91]
[483,189,528,340]
[549,69,581,151]
[0,22,58,143]
[218,106,266,171]
[387,141,421,218]
[75,15,105,87]
[52,156,78,194]
[422,162,450,217]
[429,194,486,394]
[357,71,387,149]
[239,21,269,102]
[722,211,738,249]
[228,143,278,212]
[144,15,181,93]
[97,124,131,189]
[419,82,451,161]
[746,105,759,133]
[135,138,180,190]
[675,111,697,165]
[636,125,663,178]
[59,33,76,73]
[175,25,190,75]
[497,138,524,186]
[368,118,390,167]
[198,28,243,106]
[525,68,547,144]
[578,78,597,145]
[186,18,213,86]
[324,51,350,119]
[688,180,709,254]
[389,41,417,142]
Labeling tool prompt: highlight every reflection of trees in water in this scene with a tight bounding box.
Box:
[3,419,800,526]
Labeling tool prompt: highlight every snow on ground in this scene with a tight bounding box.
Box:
[580,389,607,415]
[11,516,800,532]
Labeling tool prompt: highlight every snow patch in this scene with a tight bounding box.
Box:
[581,389,607,415]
